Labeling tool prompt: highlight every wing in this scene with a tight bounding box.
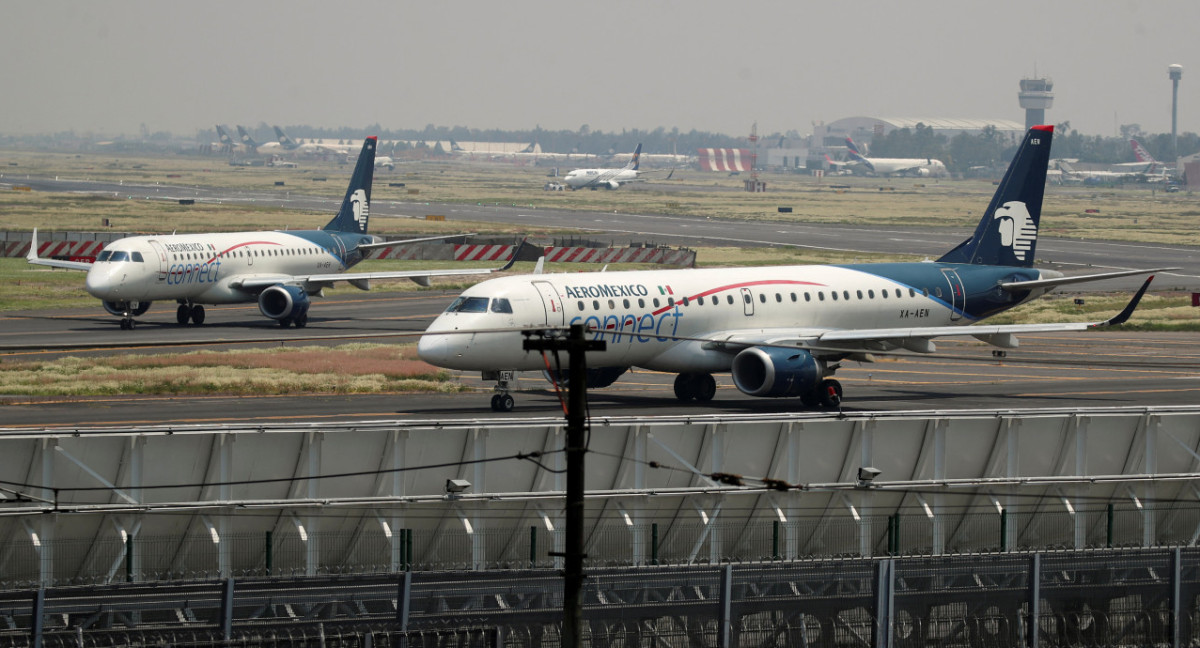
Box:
[232,240,523,292]
[698,276,1155,357]
[25,229,94,271]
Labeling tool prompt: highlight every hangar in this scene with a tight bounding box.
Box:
[813,116,1027,152]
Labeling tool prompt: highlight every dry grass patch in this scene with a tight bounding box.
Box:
[0,343,465,397]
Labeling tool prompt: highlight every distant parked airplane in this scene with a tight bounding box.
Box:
[845,137,948,177]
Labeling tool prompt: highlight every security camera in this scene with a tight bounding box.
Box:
[857,467,881,485]
[445,479,472,494]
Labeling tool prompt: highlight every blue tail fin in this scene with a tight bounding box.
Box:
[216,125,234,145]
[323,137,377,234]
[236,125,259,149]
[625,143,642,171]
[937,125,1053,267]
[274,125,299,150]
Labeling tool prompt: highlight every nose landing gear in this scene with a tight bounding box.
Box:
[486,370,517,412]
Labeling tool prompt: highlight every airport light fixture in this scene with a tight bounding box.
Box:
[446,479,472,495]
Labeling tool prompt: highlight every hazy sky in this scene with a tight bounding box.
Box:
[3,0,1197,139]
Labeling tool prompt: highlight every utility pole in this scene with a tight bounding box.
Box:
[523,324,605,648]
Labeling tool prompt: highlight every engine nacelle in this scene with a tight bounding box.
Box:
[543,366,628,389]
[103,301,151,316]
[915,167,932,177]
[606,180,620,190]
[731,347,823,398]
[258,284,310,321]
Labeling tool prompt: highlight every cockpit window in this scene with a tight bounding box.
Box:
[490,298,513,314]
[131,251,144,262]
[109,251,130,262]
[445,296,490,313]
[96,250,113,262]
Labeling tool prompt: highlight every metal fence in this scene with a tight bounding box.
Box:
[0,547,1198,647]
[1,505,1197,590]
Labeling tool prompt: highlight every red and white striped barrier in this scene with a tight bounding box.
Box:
[454,244,516,262]
[368,246,427,260]
[5,240,108,259]
[541,247,694,266]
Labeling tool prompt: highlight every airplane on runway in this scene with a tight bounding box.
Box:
[845,137,948,177]
[27,137,516,330]
[418,125,1169,411]
[562,144,645,189]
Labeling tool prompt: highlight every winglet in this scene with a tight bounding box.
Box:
[26,228,39,262]
[1092,276,1154,328]
[498,238,526,272]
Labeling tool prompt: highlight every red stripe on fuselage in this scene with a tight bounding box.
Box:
[206,240,282,264]
[649,278,826,316]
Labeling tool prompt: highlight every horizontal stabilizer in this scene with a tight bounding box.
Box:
[1001,267,1176,292]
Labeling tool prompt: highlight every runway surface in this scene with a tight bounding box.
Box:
[4,292,1200,428]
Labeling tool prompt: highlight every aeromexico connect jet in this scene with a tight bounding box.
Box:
[28,137,515,329]
[419,125,1169,412]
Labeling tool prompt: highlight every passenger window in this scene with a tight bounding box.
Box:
[743,293,751,304]
[608,299,615,309]
[667,297,675,306]
[623,299,630,309]
[593,300,600,310]
[697,296,705,305]
[790,293,797,302]
[682,296,689,306]
[934,287,943,298]
[818,292,825,301]
[577,301,584,310]
[804,292,811,302]
[653,298,660,308]
[775,293,782,302]
[758,294,766,303]
[638,298,645,308]
[856,290,863,299]
[490,298,513,314]
[843,291,850,300]
[726,295,734,304]
[831,291,838,301]
[868,290,875,299]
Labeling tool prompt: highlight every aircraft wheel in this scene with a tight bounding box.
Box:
[176,304,190,325]
[673,373,696,401]
[191,305,205,325]
[279,318,292,328]
[294,312,308,328]
[695,374,717,402]
[818,379,843,408]
[491,394,515,412]
[119,319,130,330]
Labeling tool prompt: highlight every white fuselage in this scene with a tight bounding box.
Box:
[856,157,948,177]
[562,167,638,189]
[83,231,348,305]
[418,264,1033,374]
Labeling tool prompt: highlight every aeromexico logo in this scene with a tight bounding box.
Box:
[350,189,369,231]
[993,200,1036,261]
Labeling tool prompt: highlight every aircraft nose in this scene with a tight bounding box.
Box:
[84,266,116,299]
[417,333,450,366]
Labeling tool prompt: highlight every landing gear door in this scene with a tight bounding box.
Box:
[941,268,965,321]
[147,239,168,283]
[533,280,565,326]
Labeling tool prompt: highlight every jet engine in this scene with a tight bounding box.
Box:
[606,180,620,190]
[103,301,151,317]
[914,168,932,177]
[731,347,823,398]
[258,284,310,322]
[543,366,628,389]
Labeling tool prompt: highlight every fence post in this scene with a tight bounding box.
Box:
[397,571,412,630]
[220,577,235,642]
[30,588,44,648]
[873,559,894,648]
[265,531,273,576]
[772,521,780,561]
[1171,547,1182,648]
[651,523,659,565]
[530,526,537,568]
[126,537,134,582]
[1000,509,1008,552]
[1029,554,1041,648]
[718,564,733,648]
[1107,504,1114,548]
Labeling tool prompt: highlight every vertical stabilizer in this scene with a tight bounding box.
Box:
[274,126,299,150]
[236,125,260,149]
[938,125,1053,267]
[323,137,377,234]
[625,143,643,171]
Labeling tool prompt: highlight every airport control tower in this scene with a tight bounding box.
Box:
[1019,77,1054,129]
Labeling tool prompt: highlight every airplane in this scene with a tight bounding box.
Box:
[561,144,645,189]
[1130,139,1174,177]
[1052,159,1150,184]
[845,137,948,177]
[418,125,1169,412]
[236,125,263,151]
[215,125,238,153]
[27,137,515,330]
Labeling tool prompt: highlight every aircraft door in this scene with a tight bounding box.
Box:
[941,268,965,321]
[147,239,168,283]
[740,287,755,316]
[533,281,565,326]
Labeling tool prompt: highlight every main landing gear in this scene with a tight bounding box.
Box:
[278,312,308,328]
[488,370,517,412]
[176,302,206,326]
[673,372,717,402]
[801,379,843,409]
